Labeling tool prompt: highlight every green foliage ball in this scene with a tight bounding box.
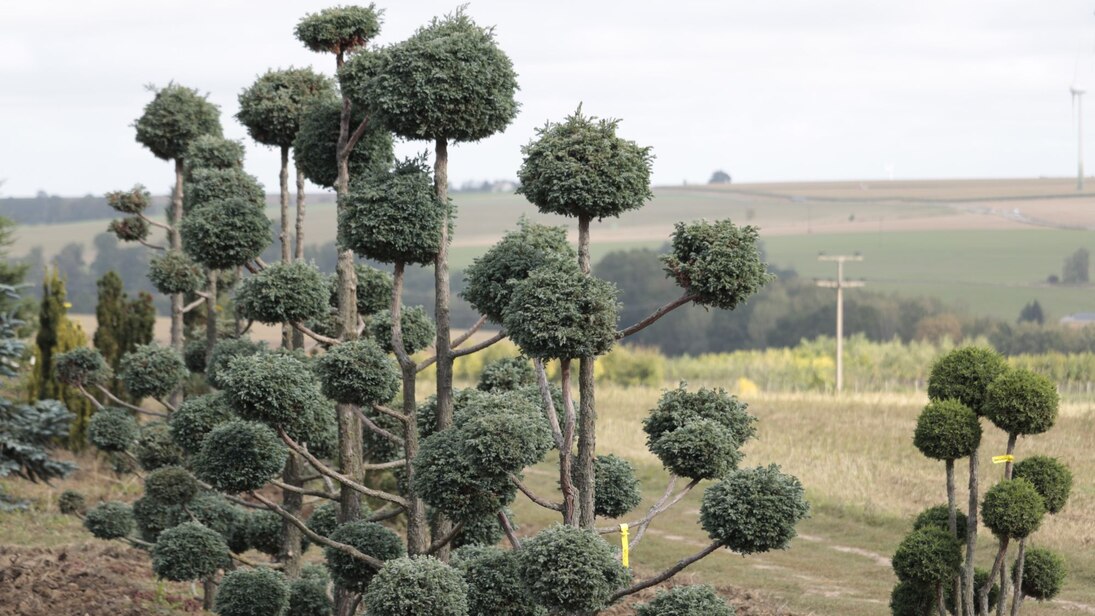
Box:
[58,489,86,515]
[361,405,405,464]
[293,97,393,189]
[84,501,133,540]
[134,421,184,471]
[339,158,446,266]
[325,520,405,592]
[891,527,962,586]
[222,352,321,433]
[635,585,734,616]
[1015,547,1066,601]
[236,260,329,325]
[295,5,380,54]
[206,337,266,389]
[194,420,289,494]
[151,521,231,581]
[314,338,400,406]
[927,346,1008,415]
[503,264,619,360]
[329,263,392,316]
[457,406,553,473]
[185,135,244,172]
[237,68,334,148]
[661,219,773,310]
[247,509,289,556]
[183,339,208,373]
[369,306,436,354]
[108,216,150,242]
[518,524,630,614]
[453,546,543,616]
[119,344,187,400]
[362,556,469,616]
[144,465,199,506]
[188,493,249,553]
[913,399,982,461]
[517,109,651,221]
[413,430,515,524]
[913,504,969,542]
[288,575,332,616]
[644,385,757,481]
[451,508,508,549]
[981,478,1046,539]
[215,567,289,616]
[592,454,642,518]
[169,392,234,455]
[307,502,343,539]
[135,83,222,161]
[105,185,151,214]
[350,10,518,143]
[1013,455,1073,514]
[87,407,138,452]
[132,495,187,542]
[182,167,266,213]
[889,581,933,616]
[148,250,204,295]
[699,465,809,554]
[181,196,271,270]
[477,356,535,393]
[462,220,576,324]
[983,368,1059,436]
[54,347,111,388]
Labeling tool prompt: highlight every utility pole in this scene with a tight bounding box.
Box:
[1073,87,1086,192]
[817,255,864,393]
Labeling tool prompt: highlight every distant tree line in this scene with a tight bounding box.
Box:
[0,193,164,225]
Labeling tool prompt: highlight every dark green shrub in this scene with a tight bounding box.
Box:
[237,67,334,149]
[927,346,1008,415]
[84,501,133,540]
[369,306,436,354]
[414,430,515,523]
[169,392,234,455]
[87,407,138,452]
[981,478,1046,539]
[517,524,629,614]
[592,454,642,518]
[699,465,809,554]
[983,368,1058,436]
[913,399,982,460]
[151,521,231,581]
[215,567,289,616]
[54,347,111,388]
[288,575,332,616]
[1013,455,1072,514]
[362,556,469,616]
[477,357,535,392]
[221,352,321,434]
[206,337,266,389]
[144,465,199,506]
[119,344,187,400]
[293,97,392,189]
[504,264,619,360]
[635,584,734,616]
[889,581,933,616]
[183,167,265,213]
[644,385,756,481]
[517,109,652,221]
[247,509,288,556]
[134,421,184,471]
[181,196,271,269]
[295,5,380,54]
[183,339,207,373]
[314,338,400,406]
[132,495,187,542]
[458,407,553,474]
[134,83,221,162]
[105,185,151,214]
[193,420,289,493]
[913,504,969,541]
[185,135,243,171]
[891,527,962,586]
[108,216,150,242]
[58,489,86,515]
[188,493,249,553]
[453,546,544,616]
[148,251,204,295]
[946,568,998,614]
[325,520,405,592]
[451,508,508,549]
[1014,547,1066,600]
[307,502,347,539]
[661,219,772,310]
[236,260,329,325]
[331,263,392,316]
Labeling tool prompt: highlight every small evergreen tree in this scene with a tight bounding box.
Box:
[1017,300,1044,325]
[1061,248,1089,284]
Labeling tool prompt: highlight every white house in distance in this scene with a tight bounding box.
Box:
[1059,312,1095,328]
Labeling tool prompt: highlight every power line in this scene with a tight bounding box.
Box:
[817,254,864,394]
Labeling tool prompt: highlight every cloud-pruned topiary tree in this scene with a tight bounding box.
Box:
[362,556,469,616]
[517,524,629,614]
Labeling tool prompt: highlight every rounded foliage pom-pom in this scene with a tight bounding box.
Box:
[644,384,757,446]
[169,392,234,455]
[339,158,446,266]
[188,494,248,552]
[237,67,334,149]
[134,83,221,161]
[352,263,393,316]
[349,9,518,143]
[84,501,134,540]
[1013,455,1072,514]
[913,399,982,461]
[451,508,509,549]
[362,556,469,616]
[984,368,1059,436]
[463,220,577,324]
[183,167,266,213]
[183,339,208,373]
[981,478,1046,539]
[206,337,266,389]
[185,135,244,172]
[119,344,187,400]
[315,338,400,406]
[635,585,734,616]
[58,490,86,515]
[108,216,150,242]
[132,496,187,542]
[236,260,328,325]
[295,5,380,54]
[135,421,184,471]
[181,197,271,270]
[661,219,772,310]
[294,97,393,190]
[889,581,934,616]
[221,352,320,433]
[54,347,111,388]
[215,567,289,616]
[517,524,630,614]
[517,108,652,221]
[413,431,515,523]
[913,504,969,541]
[325,520,405,592]
[459,410,553,474]
[592,454,642,518]
[649,418,742,480]
[453,546,543,616]
[144,466,199,506]
[477,357,535,393]
[891,527,962,586]
[307,502,345,539]
[151,522,231,582]
[1015,547,1066,601]
[504,264,619,360]
[148,251,204,295]
[288,575,332,616]
[700,465,809,554]
[194,420,288,494]
[927,346,1008,415]
[369,307,436,355]
[247,509,289,556]
[105,185,152,214]
[87,407,138,452]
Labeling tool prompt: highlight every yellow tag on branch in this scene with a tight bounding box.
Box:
[619,523,630,568]
[992,455,1014,464]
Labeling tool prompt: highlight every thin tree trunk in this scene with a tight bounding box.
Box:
[576,215,596,528]
[997,433,1019,616]
[205,271,217,365]
[280,453,303,579]
[391,262,428,554]
[169,158,185,408]
[1010,538,1027,616]
[295,168,306,260]
[560,358,578,526]
[431,137,456,558]
[202,577,216,610]
[937,582,947,616]
[280,146,292,349]
[981,537,1010,616]
[964,448,979,616]
[947,459,963,616]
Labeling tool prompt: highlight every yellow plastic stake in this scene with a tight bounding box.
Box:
[992,455,1015,464]
[620,523,630,568]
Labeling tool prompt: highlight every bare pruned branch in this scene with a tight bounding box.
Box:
[181,296,207,314]
[271,478,337,500]
[451,330,506,358]
[498,510,521,549]
[137,239,166,251]
[250,491,385,569]
[92,384,169,418]
[617,293,698,339]
[534,359,564,449]
[371,404,409,424]
[451,316,487,350]
[354,406,404,447]
[279,429,408,508]
[608,541,723,603]
[509,473,563,511]
[292,321,340,346]
[427,520,466,555]
[137,211,173,232]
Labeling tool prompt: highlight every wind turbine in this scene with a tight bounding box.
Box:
[1072,86,1085,191]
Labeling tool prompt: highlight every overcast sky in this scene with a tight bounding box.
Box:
[2,0,1095,196]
